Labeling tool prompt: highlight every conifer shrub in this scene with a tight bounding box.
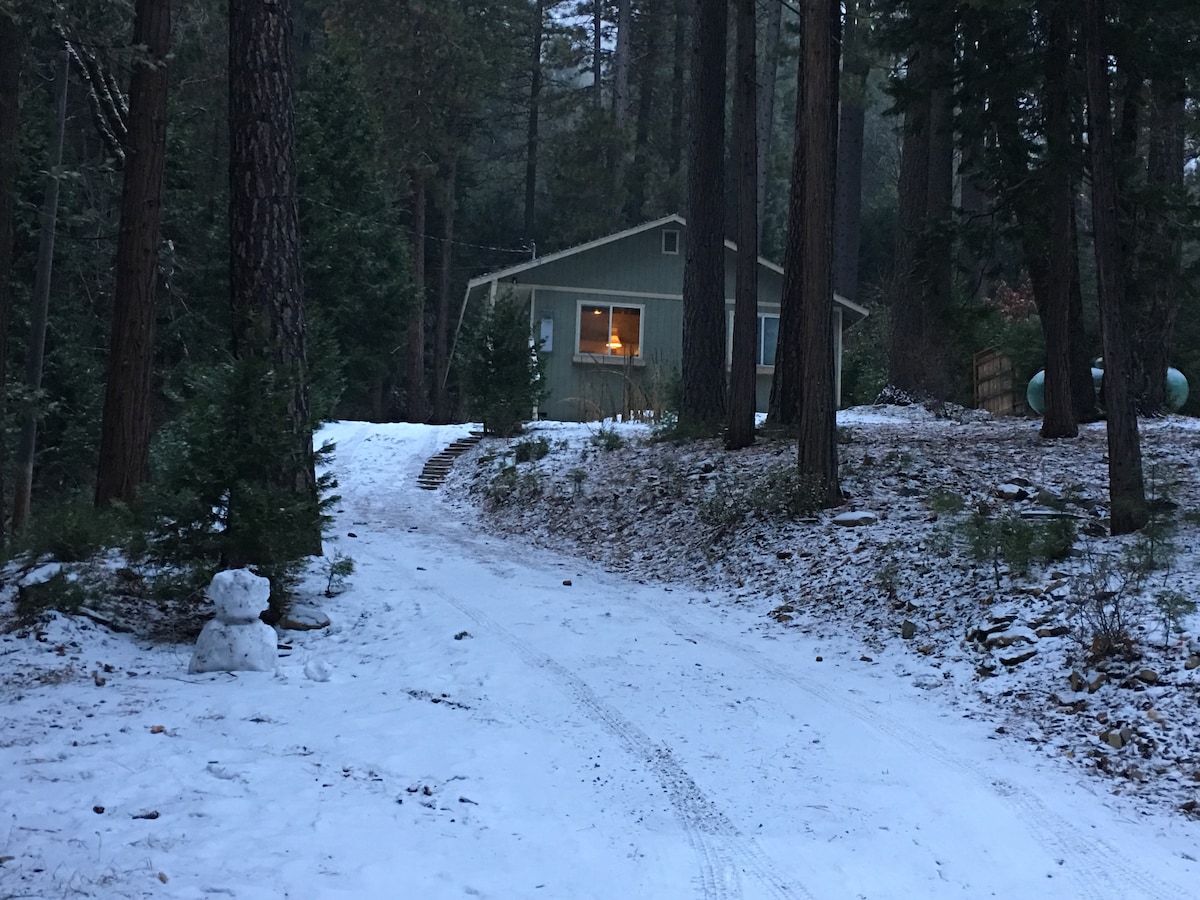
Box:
[8,498,133,564]
[142,360,335,616]
[460,293,546,438]
[512,436,550,462]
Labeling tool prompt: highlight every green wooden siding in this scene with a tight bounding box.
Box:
[512,225,687,296]
[462,218,857,421]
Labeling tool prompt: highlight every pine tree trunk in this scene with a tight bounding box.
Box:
[887,48,933,397]
[668,0,686,178]
[612,0,632,130]
[727,0,757,451]
[95,0,172,507]
[609,0,632,220]
[433,159,457,424]
[793,0,841,507]
[1130,80,1185,414]
[12,50,67,534]
[925,37,955,389]
[592,0,603,109]
[680,0,727,430]
[755,0,783,244]
[523,0,544,240]
[228,0,320,554]
[0,11,20,545]
[406,172,429,423]
[627,5,661,220]
[833,0,868,302]
[1082,0,1146,535]
[768,1,805,428]
[1039,0,1077,439]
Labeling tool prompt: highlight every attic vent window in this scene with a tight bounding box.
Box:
[661,229,680,255]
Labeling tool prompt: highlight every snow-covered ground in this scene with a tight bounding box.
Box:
[3,412,1200,899]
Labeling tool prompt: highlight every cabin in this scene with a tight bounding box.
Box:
[459,215,868,422]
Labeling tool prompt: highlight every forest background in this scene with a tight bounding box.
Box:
[0,0,1198,605]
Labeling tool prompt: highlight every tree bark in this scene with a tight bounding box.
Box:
[0,11,20,545]
[727,0,757,450]
[626,4,661,220]
[228,0,320,554]
[1082,0,1146,534]
[612,0,632,130]
[886,27,955,402]
[406,172,428,422]
[433,158,457,424]
[95,0,172,507]
[680,0,727,430]
[12,50,68,534]
[793,0,841,506]
[592,0,603,109]
[523,0,544,241]
[886,46,933,397]
[1039,0,1077,439]
[1130,79,1185,414]
[833,0,869,302]
[755,0,783,244]
[668,0,686,178]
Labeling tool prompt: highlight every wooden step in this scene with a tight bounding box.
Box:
[415,431,484,491]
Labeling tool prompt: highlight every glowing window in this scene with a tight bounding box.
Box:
[579,304,642,357]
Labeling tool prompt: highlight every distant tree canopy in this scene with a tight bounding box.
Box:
[0,0,1197,558]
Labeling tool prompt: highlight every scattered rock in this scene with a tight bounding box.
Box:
[1137,669,1160,684]
[1088,673,1107,694]
[279,603,331,631]
[1036,625,1070,638]
[995,483,1030,501]
[901,619,916,639]
[1000,648,1037,667]
[1069,671,1084,692]
[1102,730,1125,750]
[967,616,1018,643]
[1186,656,1200,671]
[562,580,572,586]
[986,627,1037,649]
[833,511,878,527]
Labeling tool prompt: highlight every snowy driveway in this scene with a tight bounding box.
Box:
[2,421,1197,899]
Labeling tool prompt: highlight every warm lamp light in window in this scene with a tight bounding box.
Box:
[607,332,622,349]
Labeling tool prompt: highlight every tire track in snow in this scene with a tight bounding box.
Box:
[428,520,1178,900]
[430,586,813,900]
[642,606,1184,900]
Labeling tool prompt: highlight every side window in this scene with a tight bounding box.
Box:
[661,229,680,255]
[726,312,780,367]
[579,304,642,357]
[759,315,779,367]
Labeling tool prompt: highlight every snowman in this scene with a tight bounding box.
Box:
[188,569,278,674]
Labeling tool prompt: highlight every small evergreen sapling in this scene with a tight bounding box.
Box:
[460,292,547,438]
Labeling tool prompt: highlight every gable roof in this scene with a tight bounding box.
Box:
[465,215,687,290]
[464,214,868,321]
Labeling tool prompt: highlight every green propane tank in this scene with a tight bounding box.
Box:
[1028,366,1188,414]
[1166,367,1189,411]
[1025,368,1105,416]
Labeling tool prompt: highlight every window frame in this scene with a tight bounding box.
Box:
[575,300,646,362]
[725,310,780,369]
[661,229,680,255]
